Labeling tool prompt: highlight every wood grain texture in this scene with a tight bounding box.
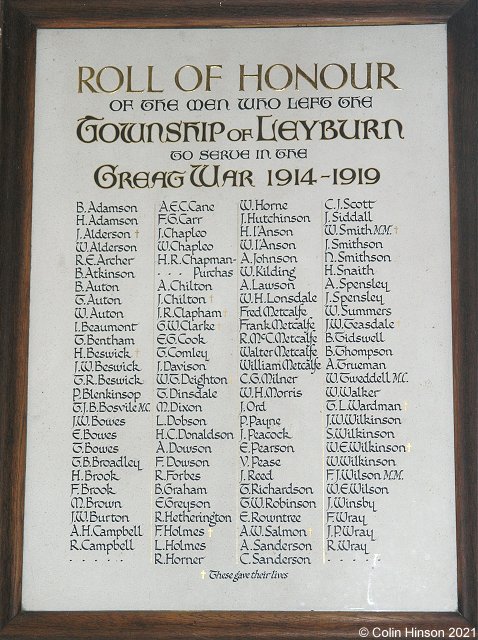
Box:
[0,611,473,639]
[0,0,476,637]
[448,0,478,628]
[0,0,36,632]
[3,0,472,26]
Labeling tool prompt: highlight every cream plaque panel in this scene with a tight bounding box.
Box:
[22,26,456,611]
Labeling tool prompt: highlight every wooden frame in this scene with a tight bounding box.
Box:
[0,1,476,637]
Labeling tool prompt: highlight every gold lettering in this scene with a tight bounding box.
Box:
[239,64,263,91]
[377,63,400,89]
[350,62,372,90]
[319,64,348,90]
[294,64,319,90]
[264,64,293,91]
[96,66,124,93]
[205,65,222,91]
[78,66,97,93]
[126,65,144,93]
[175,65,203,92]
[147,66,164,93]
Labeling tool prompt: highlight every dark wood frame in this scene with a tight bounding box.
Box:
[1,1,476,638]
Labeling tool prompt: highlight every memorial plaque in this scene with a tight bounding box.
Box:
[23,25,456,611]
[0,1,476,638]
